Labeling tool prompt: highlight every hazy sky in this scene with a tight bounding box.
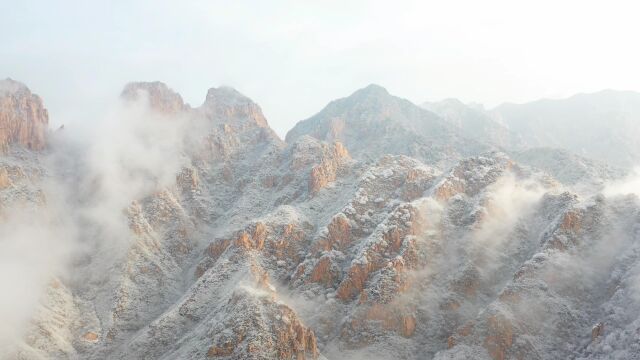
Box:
[2,0,639,137]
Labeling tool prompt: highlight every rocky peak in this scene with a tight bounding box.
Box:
[329,84,397,114]
[120,81,187,114]
[0,78,48,151]
[285,84,427,144]
[350,83,390,99]
[200,86,269,128]
[204,86,252,106]
[193,86,284,162]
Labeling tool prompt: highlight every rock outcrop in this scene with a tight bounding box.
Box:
[121,81,187,114]
[308,141,350,194]
[0,78,48,152]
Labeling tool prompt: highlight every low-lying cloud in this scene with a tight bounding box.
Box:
[0,89,195,355]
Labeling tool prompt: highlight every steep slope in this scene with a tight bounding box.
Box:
[492,90,640,167]
[286,85,491,168]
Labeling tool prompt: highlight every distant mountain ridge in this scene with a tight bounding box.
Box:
[422,98,523,151]
[494,90,640,166]
[425,89,640,167]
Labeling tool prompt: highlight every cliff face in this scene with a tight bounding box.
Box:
[0,79,48,152]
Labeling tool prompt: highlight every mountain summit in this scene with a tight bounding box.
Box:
[286,84,490,167]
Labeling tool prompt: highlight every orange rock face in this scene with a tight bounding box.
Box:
[207,342,235,357]
[309,256,339,286]
[337,263,373,301]
[0,167,10,189]
[434,179,465,202]
[272,313,319,360]
[317,214,351,251]
[198,221,309,279]
[205,239,232,261]
[401,315,417,337]
[344,303,417,342]
[484,315,514,360]
[333,141,349,158]
[210,293,319,360]
[234,222,267,251]
[560,210,582,233]
[0,79,48,152]
[82,332,99,342]
[204,87,270,128]
[309,142,350,194]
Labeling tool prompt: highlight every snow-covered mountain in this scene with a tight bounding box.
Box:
[3,79,640,360]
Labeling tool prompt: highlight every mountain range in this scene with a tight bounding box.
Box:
[2,78,640,360]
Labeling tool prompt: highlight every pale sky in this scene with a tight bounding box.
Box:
[2,0,639,137]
